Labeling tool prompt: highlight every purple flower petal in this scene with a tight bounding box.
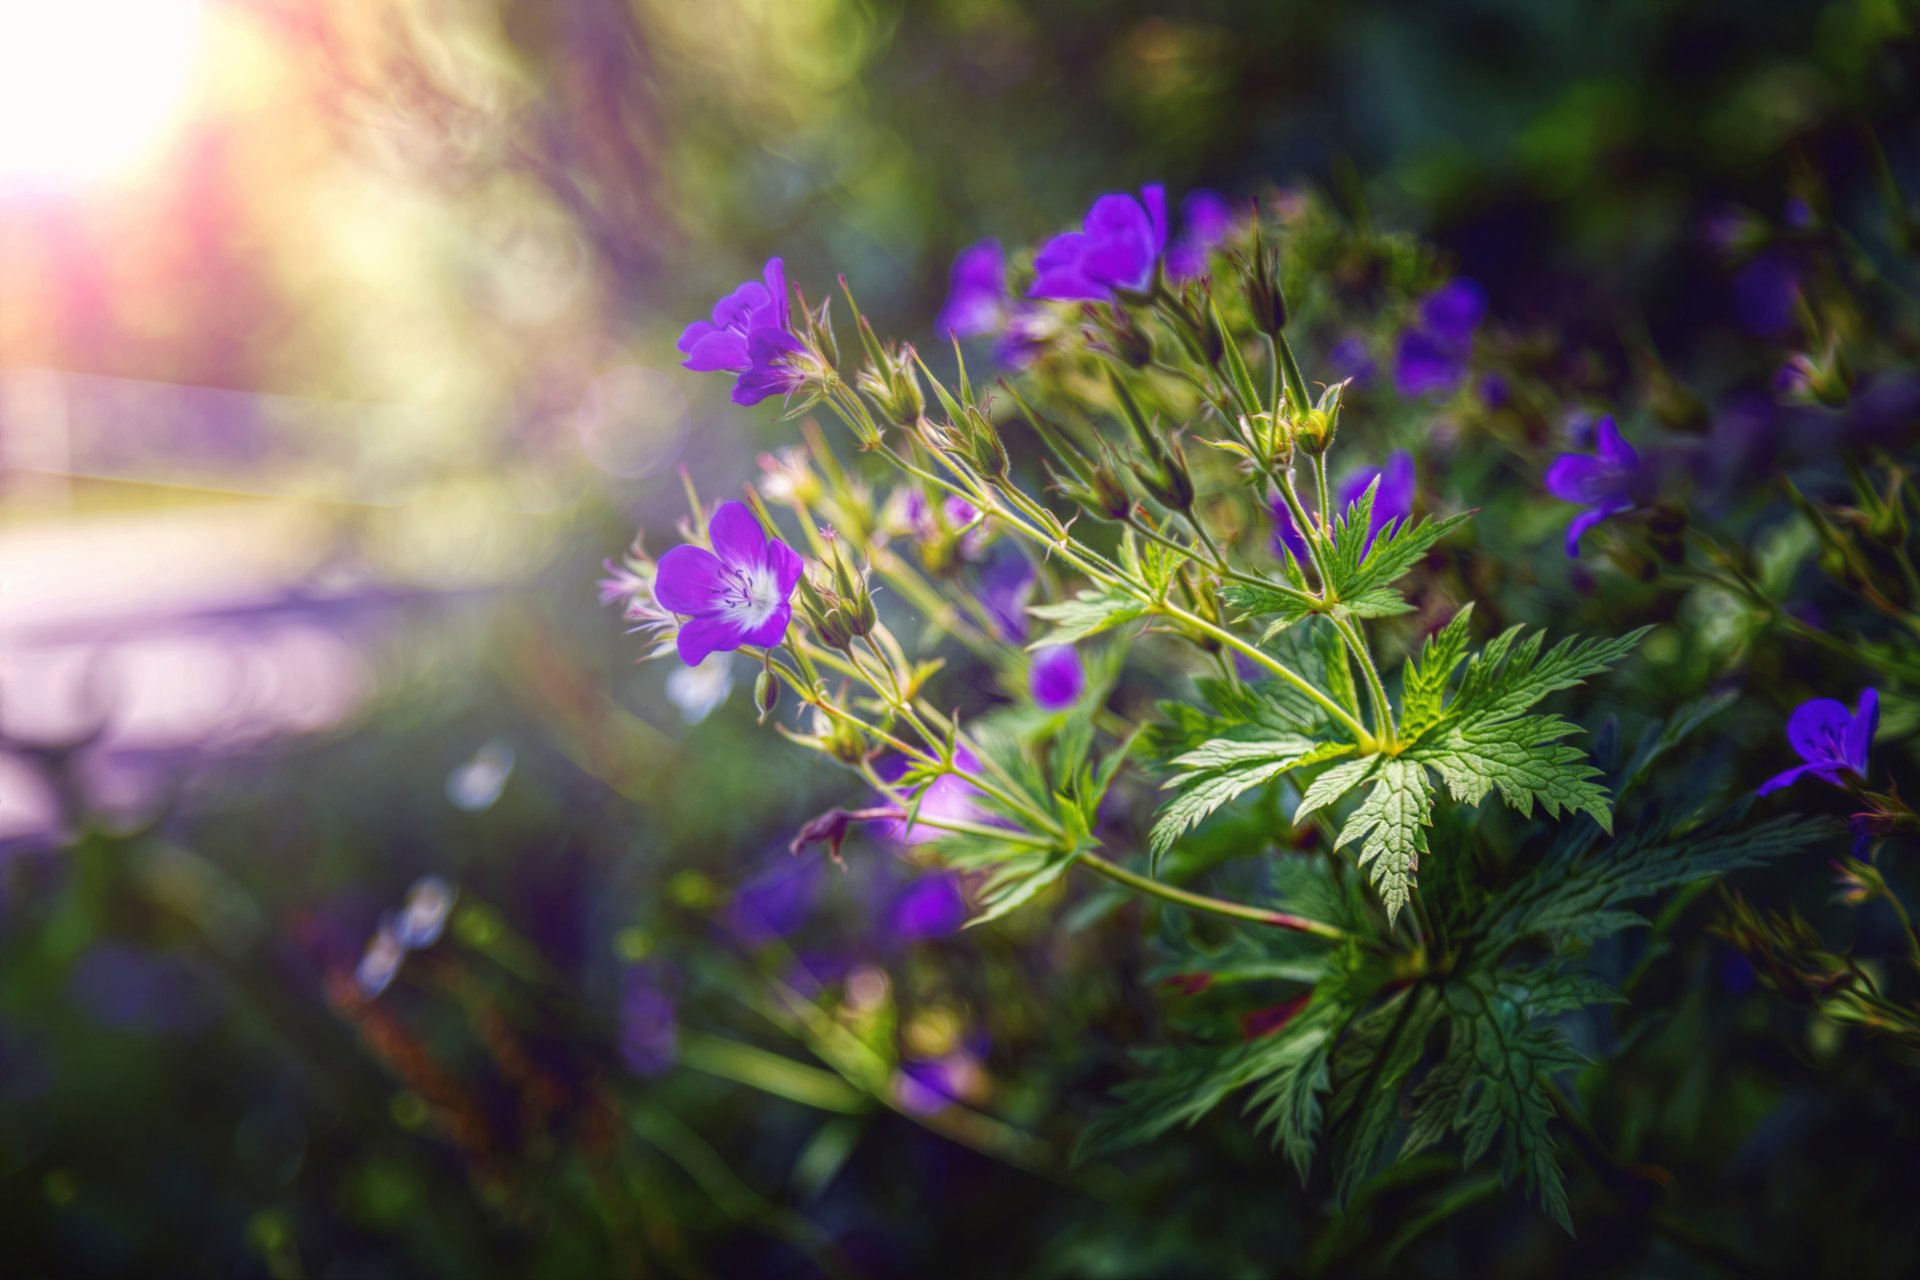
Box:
[1394,329,1466,398]
[937,240,1007,339]
[1755,762,1816,796]
[1563,504,1616,557]
[1594,416,1639,469]
[654,544,729,615]
[1844,689,1880,774]
[707,500,769,567]
[680,327,752,374]
[892,873,968,939]
[1420,279,1486,348]
[1786,698,1856,766]
[675,614,747,666]
[1030,645,1086,710]
[1544,454,1609,504]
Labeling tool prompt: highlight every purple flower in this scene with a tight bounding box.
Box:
[1030,645,1086,710]
[1731,252,1800,337]
[1394,279,1486,398]
[891,872,968,939]
[978,551,1036,643]
[727,854,823,945]
[936,240,1008,339]
[1030,184,1169,301]
[1544,417,1641,557]
[875,747,985,845]
[1757,689,1879,796]
[1164,190,1236,281]
[654,501,804,666]
[1326,335,1376,388]
[676,257,805,406]
[619,966,679,1077]
[1269,450,1416,563]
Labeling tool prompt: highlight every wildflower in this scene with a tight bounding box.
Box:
[1164,189,1236,281]
[1030,184,1169,301]
[665,654,734,724]
[789,805,895,864]
[978,551,1036,643]
[891,872,968,939]
[1270,450,1415,564]
[1544,416,1641,557]
[619,966,679,1077]
[1394,278,1486,398]
[445,740,514,811]
[936,240,1008,339]
[874,747,986,846]
[1757,689,1879,796]
[677,257,805,406]
[599,545,680,658]
[654,501,804,665]
[726,853,823,946]
[1030,645,1086,710]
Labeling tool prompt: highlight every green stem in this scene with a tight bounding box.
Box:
[1158,601,1373,745]
[677,1032,867,1113]
[1076,850,1355,941]
[1329,612,1397,743]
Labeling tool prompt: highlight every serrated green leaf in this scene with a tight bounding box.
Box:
[1026,589,1149,648]
[1400,605,1476,739]
[1219,580,1316,629]
[1332,758,1434,924]
[1294,756,1380,821]
[1151,737,1354,865]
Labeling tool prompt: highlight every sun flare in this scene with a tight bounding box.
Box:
[0,0,208,194]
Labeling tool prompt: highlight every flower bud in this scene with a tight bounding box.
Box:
[754,665,780,723]
[1240,229,1289,336]
[857,344,926,428]
[1104,304,1155,369]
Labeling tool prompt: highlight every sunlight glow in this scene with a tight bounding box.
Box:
[0,0,208,194]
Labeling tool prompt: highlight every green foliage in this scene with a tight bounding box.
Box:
[1322,479,1475,612]
[1026,588,1150,647]
[1088,700,1834,1229]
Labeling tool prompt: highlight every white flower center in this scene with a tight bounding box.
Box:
[718,562,782,629]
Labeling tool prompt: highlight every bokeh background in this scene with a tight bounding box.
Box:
[3,1,1917,1276]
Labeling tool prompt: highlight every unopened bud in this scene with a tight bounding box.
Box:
[754,665,780,723]
[1241,230,1289,336]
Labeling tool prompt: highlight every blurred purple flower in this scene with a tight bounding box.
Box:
[727,854,823,946]
[1731,252,1800,337]
[1269,450,1416,563]
[1030,184,1169,301]
[1544,416,1640,557]
[979,551,1036,643]
[1163,190,1236,281]
[1394,279,1486,398]
[1757,689,1878,796]
[875,748,985,846]
[1326,335,1376,388]
[677,257,804,406]
[936,240,1008,339]
[891,872,968,939]
[1029,645,1085,710]
[619,966,679,1077]
[654,501,804,666]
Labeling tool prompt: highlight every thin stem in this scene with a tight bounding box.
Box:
[1075,850,1355,941]
[1330,612,1398,743]
[1158,601,1373,745]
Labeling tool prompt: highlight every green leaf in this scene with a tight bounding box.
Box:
[1219,581,1316,631]
[1477,802,1836,948]
[1331,758,1434,924]
[1402,968,1592,1233]
[1328,986,1442,1207]
[1323,478,1473,610]
[1026,588,1149,648]
[1401,623,1649,833]
[1400,605,1476,739]
[1294,756,1380,821]
[1150,737,1354,866]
